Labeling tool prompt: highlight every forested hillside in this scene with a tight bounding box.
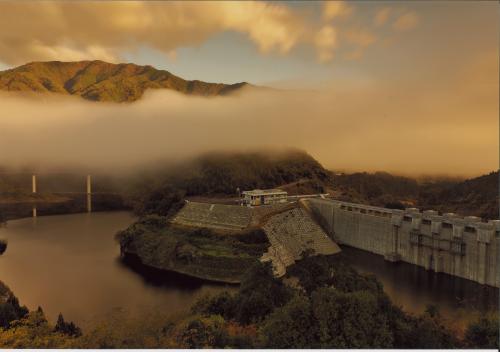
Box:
[0,61,248,102]
[333,171,498,219]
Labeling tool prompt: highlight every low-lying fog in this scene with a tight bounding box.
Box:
[0,81,497,177]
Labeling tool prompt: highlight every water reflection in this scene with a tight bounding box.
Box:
[340,246,498,323]
[118,254,236,291]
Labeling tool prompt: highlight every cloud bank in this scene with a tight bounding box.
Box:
[0,71,496,177]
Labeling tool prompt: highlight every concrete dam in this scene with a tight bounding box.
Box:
[307,198,500,288]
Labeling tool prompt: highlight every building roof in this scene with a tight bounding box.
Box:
[242,189,288,196]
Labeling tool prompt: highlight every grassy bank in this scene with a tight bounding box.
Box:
[116,215,269,284]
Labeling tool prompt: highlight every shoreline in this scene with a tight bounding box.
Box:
[0,195,131,222]
[120,251,242,285]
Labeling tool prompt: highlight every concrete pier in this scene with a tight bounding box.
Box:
[307,198,500,288]
[32,175,37,217]
[32,175,36,193]
[86,175,92,213]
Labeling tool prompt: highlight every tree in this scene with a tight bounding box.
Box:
[261,294,318,348]
[464,316,499,349]
[0,283,28,328]
[287,253,333,293]
[401,314,459,348]
[175,315,227,348]
[311,288,394,348]
[54,313,82,337]
[135,184,185,217]
[234,262,292,324]
[235,290,275,325]
[0,310,75,348]
[191,292,236,320]
[289,255,383,295]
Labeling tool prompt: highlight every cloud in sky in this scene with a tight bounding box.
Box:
[315,26,338,63]
[393,12,419,31]
[322,1,353,21]
[374,7,392,26]
[0,1,414,66]
[0,1,303,64]
[344,28,377,47]
[0,1,306,65]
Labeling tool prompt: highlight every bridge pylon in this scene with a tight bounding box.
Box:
[86,175,92,213]
[32,175,37,217]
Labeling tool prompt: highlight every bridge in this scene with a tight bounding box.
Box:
[1,173,96,217]
[306,198,500,288]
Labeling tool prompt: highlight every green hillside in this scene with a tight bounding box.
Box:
[0,60,248,102]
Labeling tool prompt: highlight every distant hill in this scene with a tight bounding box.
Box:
[0,60,249,102]
[333,172,420,204]
[418,171,499,220]
[165,150,333,196]
[129,149,334,215]
[334,170,499,219]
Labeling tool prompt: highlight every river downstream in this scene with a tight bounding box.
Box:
[0,212,497,329]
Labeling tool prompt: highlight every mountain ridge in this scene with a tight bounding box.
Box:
[0,60,250,102]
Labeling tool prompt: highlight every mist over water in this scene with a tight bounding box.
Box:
[0,79,497,177]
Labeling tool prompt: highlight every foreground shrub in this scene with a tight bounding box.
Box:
[464,316,499,349]
[0,309,76,348]
[175,315,227,348]
[261,294,318,348]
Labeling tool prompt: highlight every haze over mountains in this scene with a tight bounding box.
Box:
[0,60,496,177]
[0,61,249,102]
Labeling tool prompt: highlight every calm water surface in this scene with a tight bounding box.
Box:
[0,212,497,329]
[0,212,233,328]
[340,246,498,324]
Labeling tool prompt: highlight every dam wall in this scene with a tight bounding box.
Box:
[307,198,500,288]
